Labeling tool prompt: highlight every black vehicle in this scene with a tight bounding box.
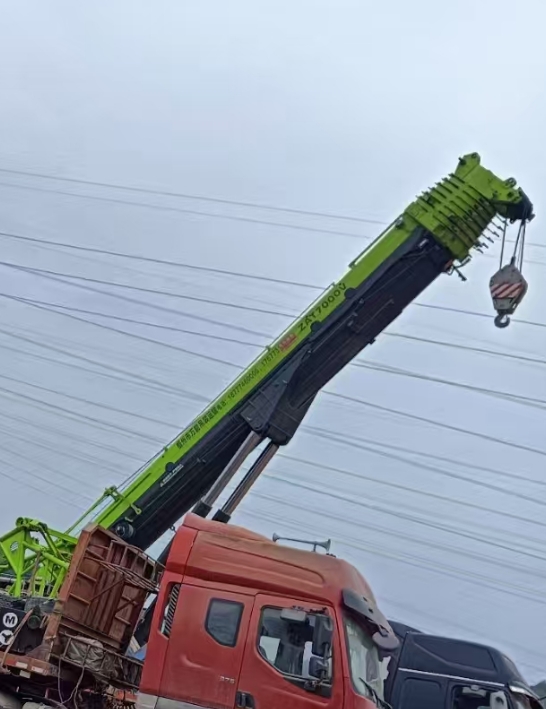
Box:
[385,621,542,709]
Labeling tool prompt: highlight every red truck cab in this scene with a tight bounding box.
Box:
[139,514,398,709]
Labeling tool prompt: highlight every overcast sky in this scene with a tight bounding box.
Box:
[0,0,545,682]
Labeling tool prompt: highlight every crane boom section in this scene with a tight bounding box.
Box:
[89,153,532,547]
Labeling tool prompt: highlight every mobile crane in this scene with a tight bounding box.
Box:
[0,153,535,709]
[0,152,533,601]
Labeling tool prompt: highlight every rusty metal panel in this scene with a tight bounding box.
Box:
[40,524,162,660]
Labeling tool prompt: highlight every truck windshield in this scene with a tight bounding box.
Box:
[343,614,383,702]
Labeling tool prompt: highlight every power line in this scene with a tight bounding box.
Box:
[0,166,386,225]
[2,310,543,522]
[3,293,244,370]
[279,450,546,531]
[1,232,546,329]
[0,418,136,478]
[243,506,546,605]
[0,437,98,501]
[0,383,163,444]
[304,425,546,488]
[0,404,142,466]
[0,371,178,430]
[4,291,546,415]
[11,299,264,347]
[299,428,546,507]
[327,391,546,459]
[355,360,546,409]
[0,260,287,320]
[0,324,210,402]
[0,181,369,240]
[0,446,93,506]
[382,598,546,676]
[385,332,546,365]
[0,337,200,401]
[0,167,544,252]
[18,295,546,379]
[9,292,546,459]
[3,263,546,369]
[253,486,546,573]
[0,258,273,337]
[6,294,546,465]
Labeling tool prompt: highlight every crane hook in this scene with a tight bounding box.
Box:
[489,261,528,328]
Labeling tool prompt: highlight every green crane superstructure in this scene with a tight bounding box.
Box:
[0,153,534,600]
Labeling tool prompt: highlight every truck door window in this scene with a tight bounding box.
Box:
[452,685,509,709]
[205,598,244,647]
[343,614,383,701]
[258,607,332,682]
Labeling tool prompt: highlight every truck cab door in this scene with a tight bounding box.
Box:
[159,584,253,709]
[235,594,344,709]
[389,669,447,709]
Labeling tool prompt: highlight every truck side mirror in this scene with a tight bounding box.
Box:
[308,655,330,680]
[312,615,333,657]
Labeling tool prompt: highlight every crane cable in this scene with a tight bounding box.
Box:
[499,216,527,272]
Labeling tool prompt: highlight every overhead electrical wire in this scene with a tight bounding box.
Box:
[1,232,546,328]
[295,431,546,507]
[1,335,541,543]
[6,293,545,375]
[1,305,543,535]
[0,382,164,444]
[0,166,389,224]
[4,294,544,516]
[326,391,546,459]
[242,507,546,606]
[355,360,546,409]
[0,404,141,465]
[252,486,546,571]
[2,263,546,369]
[303,425,546,488]
[0,182,370,240]
[0,371,177,429]
[0,166,543,252]
[13,293,543,410]
[0,325,209,402]
[278,451,546,531]
[4,293,546,466]
[277,454,546,554]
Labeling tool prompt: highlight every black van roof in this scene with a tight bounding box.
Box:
[387,620,532,692]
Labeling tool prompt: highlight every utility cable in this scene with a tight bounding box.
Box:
[5,293,546,465]
[0,233,546,327]
[0,167,543,251]
[277,451,546,531]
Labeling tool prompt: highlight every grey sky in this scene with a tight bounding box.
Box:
[0,0,545,682]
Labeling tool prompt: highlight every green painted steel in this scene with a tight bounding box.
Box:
[0,153,532,598]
